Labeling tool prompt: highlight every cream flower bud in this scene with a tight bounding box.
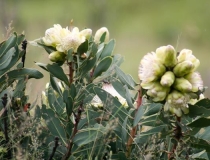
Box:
[49,51,66,62]
[173,60,194,77]
[184,72,203,92]
[177,49,200,71]
[94,27,109,44]
[156,45,177,68]
[164,90,190,117]
[173,78,192,93]
[146,82,170,102]
[139,52,166,83]
[160,71,175,87]
[80,28,92,40]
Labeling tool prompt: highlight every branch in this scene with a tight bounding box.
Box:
[126,87,142,157]
[62,104,83,160]
[68,61,74,85]
[21,39,27,68]
[168,116,182,159]
[48,137,59,160]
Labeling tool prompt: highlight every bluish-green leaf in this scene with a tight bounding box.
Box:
[67,49,73,62]
[115,66,137,90]
[50,75,62,97]
[73,124,105,146]
[77,40,88,55]
[93,56,112,78]
[35,62,48,72]
[122,116,128,145]
[42,108,67,145]
[0,47,16,70]
[0,32,17,58]
[188,118,210,128]
[47,63,69,85]
[133,105,146,126]
[100,39,115,60]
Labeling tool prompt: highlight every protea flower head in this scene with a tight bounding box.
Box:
[139,45,204,117]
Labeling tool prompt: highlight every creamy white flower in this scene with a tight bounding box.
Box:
[56,27,86,53]
[94,27,109,44]
[80,28,92,40]
[42,24,70,47]
[138,52,166,83]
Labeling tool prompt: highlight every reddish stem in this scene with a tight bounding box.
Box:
[126,88,142,157]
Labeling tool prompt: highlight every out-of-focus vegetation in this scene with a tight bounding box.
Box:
[1,0,210,98]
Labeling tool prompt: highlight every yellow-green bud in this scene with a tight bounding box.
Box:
[15,98,21,106]
[94,27,109,44]
[49,51,66,62]
[173,60,194,77]
[184,72,203,92]
[180,105,189,114]
[146,82,170,102]
[160,71,175,87]
[80,28,92,40]
[173,77,192,93]
[177,49,200,71]
[156,45,177,68]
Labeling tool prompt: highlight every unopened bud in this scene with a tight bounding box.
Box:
[173,60,194,77]
[177,49,200,71]
[94,27,109,44]
[160,71,175,87]
[156,45,177,68]
[80,28,92,40]
[49,51,66,62]
[146,82,170,102]
[184,72,203,92]
[173,78,192,93]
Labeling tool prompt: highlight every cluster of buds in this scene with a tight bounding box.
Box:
[42,24,109,62]
[138,45,203,117]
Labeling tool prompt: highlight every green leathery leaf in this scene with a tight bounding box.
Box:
[133,105,146,126]
[17,33,25,45]
[41,108,67,145]
[0,32,17,58]
[50,75,62,97]
[93,86,128,123]
[73,124,105,146]
[63,90,73,116]
[80,56,97,77]
[122,116,128,145]
[0,45,20,76]
[37,41,56,54]
[0,47,16,70]
[144,103,163,116]
[115,66,137,90]
[93,56,112,78]
[77,40,88,55]
[189,104,210,118]
[187,118,210,128]
[67,49,73,62]
[69,84,76,100]
[47,63,69,85]
[111,79,126,99]
[99,39,115,60]
[0,68,43,85]
[35,62,48,72]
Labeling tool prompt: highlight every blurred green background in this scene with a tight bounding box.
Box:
[1,0,210,100]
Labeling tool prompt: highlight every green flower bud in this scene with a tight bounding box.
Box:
[177,49,200,71]
[184,72,203,92]
[94,27,109,44]
[160,71,175,87]
[156,45,177,68]
[80,28,92,40]
[49,51,66,62]
[164,90,190,117]
[173,77,192,93]
[173,60,194,77]
[146,82,170,102]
